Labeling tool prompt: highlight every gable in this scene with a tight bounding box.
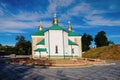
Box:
[68,39,78,45]
[37,39,45,45]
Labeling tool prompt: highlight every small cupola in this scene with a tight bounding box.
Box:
[53,13,58,25]
[38,21,43,31]
[39,25,43,31]
[68,21,72,31]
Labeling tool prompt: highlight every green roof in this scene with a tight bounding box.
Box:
[68,39,78,45]
[68,31,80,36]
[35,48,47,52]
[37,39,45,45]
[45,24,66,32]
[32,30,44,36]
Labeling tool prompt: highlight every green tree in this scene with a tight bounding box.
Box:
[82,33,93,51]
[0,44,2,46]
[24,41,31,55]
[108,41,114,46]
[15,36,31,55]
[94,31,109,47]
[5,45,16,55]
[0,44,16,55]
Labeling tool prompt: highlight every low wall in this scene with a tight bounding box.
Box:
[2,55,31,58]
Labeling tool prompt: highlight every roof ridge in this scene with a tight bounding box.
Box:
[68,31,80,36]
[45,24,67,32]
[32,30,44,36]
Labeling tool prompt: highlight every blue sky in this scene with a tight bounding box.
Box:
[0,0,120,46]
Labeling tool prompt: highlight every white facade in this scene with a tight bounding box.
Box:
[32,16,82,59]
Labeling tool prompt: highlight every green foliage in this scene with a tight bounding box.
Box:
[82,33,93,51]
[0,45,16,55]
[0,44,2,46]
[94,31,109,47]
[0,36,31,55]
[108,41,115,45]
[15,35,31,55]
[5,46,16,54]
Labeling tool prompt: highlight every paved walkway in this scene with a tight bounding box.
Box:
[0,59,120,80]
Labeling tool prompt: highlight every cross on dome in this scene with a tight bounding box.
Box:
[53,13,58,24]
[68,21,72,31]
[39,21,43,31]
[54,13,56,18]
[40,21,42,24]
[68,21,71,25]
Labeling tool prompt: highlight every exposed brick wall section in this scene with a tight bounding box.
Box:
[32,37,44,58]
[74,38,82,57]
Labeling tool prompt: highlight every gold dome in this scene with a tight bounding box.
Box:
[68,21,72,31]
[53,13,58,25]
[53,17,58,24]
[68,25,72,31]
[38,25,43,31]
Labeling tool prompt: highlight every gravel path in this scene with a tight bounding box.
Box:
[0,58,120,80]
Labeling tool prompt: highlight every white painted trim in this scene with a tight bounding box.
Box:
[69,36,81,38]
[32,36,45,38]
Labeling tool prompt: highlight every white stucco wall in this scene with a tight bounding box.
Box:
[63,31,68,56]
[78,37,82,57]
[45,31,49,54]
[36,45,45,48]
[34,52,47,58]
[68,45,71,55]
[49,30,64,56]
[72,45,79,57]
[68,45,78,56]
[45,30,70,57]
[32,30,82,58]
[31,36,44,58]
[69,36,82,57]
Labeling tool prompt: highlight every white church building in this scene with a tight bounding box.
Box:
[31,14,82,59]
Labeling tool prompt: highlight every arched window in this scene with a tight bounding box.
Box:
[55,45,58,53]
[72,48,74,53]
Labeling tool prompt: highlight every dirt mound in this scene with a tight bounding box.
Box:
[83,45,120,60]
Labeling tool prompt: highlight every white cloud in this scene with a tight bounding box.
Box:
[0,0,75,33]
[62,1,120,27]
[2,43,15,46]
[0,1,90,33]
[0,9,4,15]
[85,15,120,26]
[59,2,105,24]
[39,21,52,28]
[88,19,120,26]
[12,12,40,21]
[0,18,36,33]
[3,29,25,33]
[49,0,73,7]
[45,0,74,17]
[68,2,91,16]
[0,0,120,34]
[109,35,120,38]
[0,14,53,33]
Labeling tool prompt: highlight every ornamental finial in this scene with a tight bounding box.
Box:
[39,21,43,31]
[68,21,71,25]
[54,13,56,18]
[53,13,58,25]
[40,21,42,24]
[68,21,72,31]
